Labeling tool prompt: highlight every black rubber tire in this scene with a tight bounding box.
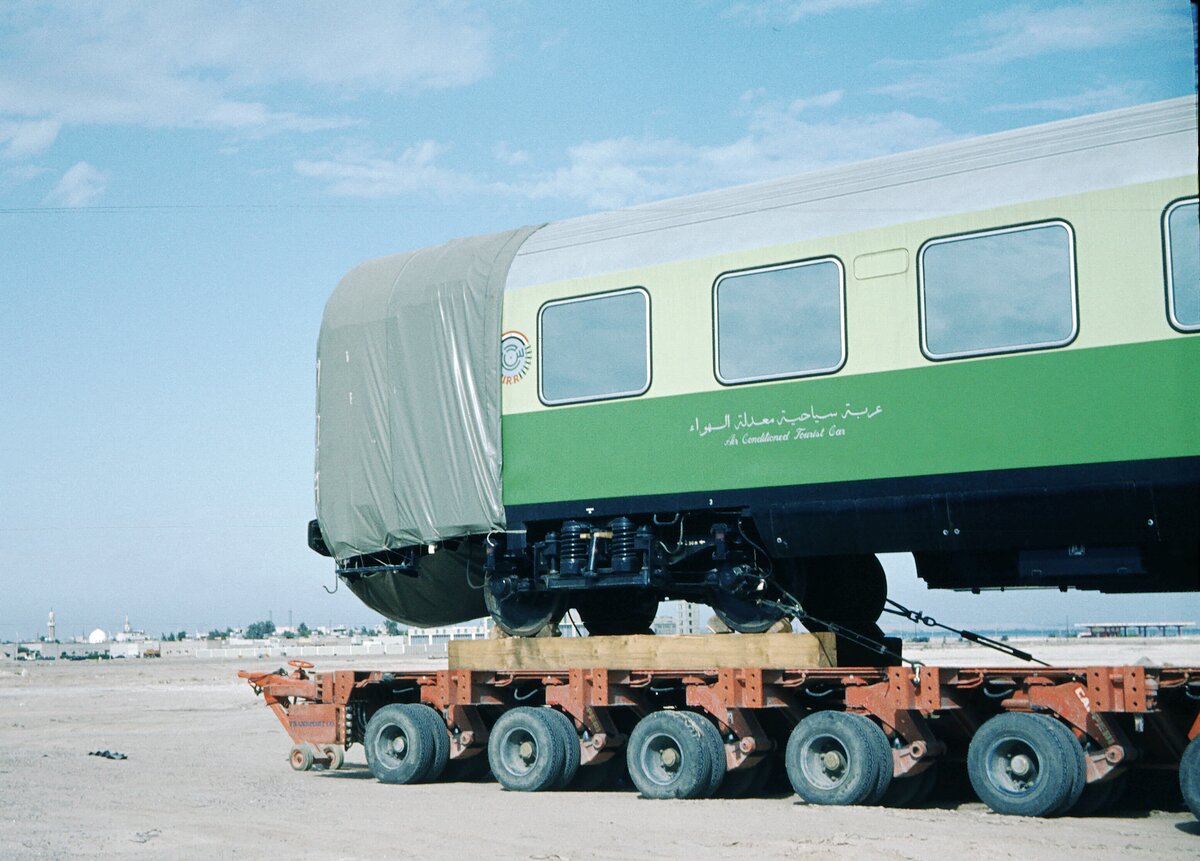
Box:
[542,708,582,789]
[848,713,893,804]
[967,713,1086,817]
[1181,734,1200,821]
[681,712,726,798]
[575,589,660,636]
[881,764,939,808]
[363,703,438,784]
[785,711,884,806]
[570,756,619,791]
[626,711,713,799]
[442,754,491,782]
[488,707,568,792]
[409,704,450,782]
[799,555,887,626]
[718,757,771,798]
[1068,776,1119,816]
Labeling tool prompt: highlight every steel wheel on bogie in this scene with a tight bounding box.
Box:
[364,703,440,785]
[626,711,713,799]
[967,712,1085,817]
[488,707,568,792]
[710,560,803,634]
[785,711,887,806]
[575,589,659,636]
[485,577,566,637]
[799,555,888,629]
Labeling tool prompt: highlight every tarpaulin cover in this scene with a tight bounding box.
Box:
[316,225,539,565]
[344,538,488,628]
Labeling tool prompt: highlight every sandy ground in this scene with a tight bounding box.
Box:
[2,639,1198,860]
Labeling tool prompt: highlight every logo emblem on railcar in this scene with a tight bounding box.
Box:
[501,331,531,384]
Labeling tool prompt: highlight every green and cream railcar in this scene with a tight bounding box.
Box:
[311,98,1199,636]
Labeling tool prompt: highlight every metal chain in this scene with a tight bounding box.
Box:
[883,599,1049,666]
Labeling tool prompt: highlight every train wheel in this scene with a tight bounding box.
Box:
[574,589,659,636]
[680,712,726,797]
[800,555,887,628]
[485,578,566,637]
[541,708,582,789]
[488,707,568,792]
[711,590,788,634]
[320,744,344,771]
[364,703,438,784]
[289,744,315,772]
[785,711,886,805]
[627,711,714,799]
[967,713,1085,817]
[1181,734,1200,821]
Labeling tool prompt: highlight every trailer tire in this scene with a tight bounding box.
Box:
[786,711,884,806]
[1181,734,1200,821]
[409,704,450,782]
[967,713,1085,817]
[882,763,939,808]
[680,712,726,797]
[364,704,438,785]
[542,708,582,789]
[321,744,344,771]
[849,713,893,804]
[488,707,568,792]
[627,711,713,799]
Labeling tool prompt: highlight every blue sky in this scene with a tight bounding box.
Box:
[0,1,1196,639]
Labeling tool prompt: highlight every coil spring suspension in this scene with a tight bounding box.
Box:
[560,520,588,574]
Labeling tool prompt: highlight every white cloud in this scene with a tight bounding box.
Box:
[789,90,844,112]
[726,0,887,24]
[0,1,492,141]
[512,103,955,210]
[988,83,1150,115]
[875,2,1180,101]
[493,142,530,166]
[294,141,483,199]
[0,119,60,159]
[44,162,108,207]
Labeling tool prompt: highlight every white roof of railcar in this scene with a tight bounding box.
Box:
[506,97,1198,290]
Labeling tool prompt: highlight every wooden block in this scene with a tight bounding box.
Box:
[448,632,837,671]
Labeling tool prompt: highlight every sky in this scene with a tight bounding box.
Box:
[0,0,1197,641]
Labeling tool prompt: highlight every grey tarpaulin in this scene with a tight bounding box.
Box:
[314,225,539,625]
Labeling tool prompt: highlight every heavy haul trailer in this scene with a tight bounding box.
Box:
[240,636,1200,819]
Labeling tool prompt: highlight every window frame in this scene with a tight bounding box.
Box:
[711,256,847,386]
[536,286,652,407]
[1163,196,1200,334]
[917,219,1079,362]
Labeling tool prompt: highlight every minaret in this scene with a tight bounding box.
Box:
[48,609,56,642]
[123,614,131,635]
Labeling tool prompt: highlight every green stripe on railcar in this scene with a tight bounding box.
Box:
[501,337,1200,505]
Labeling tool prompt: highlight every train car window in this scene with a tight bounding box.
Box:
[1165,198,1199,332]
[538,288,651,405]
[919,221,1077,360]
[714,258,845,385]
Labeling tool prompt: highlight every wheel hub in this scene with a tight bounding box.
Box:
[391,735,407,756]
[659,747,680,770]
[1009,753,1033,778]
[518,740,536,763]
[821,750,846,773]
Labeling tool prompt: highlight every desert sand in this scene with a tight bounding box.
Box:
[2,637,1198,860]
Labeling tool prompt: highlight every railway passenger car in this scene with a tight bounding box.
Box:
[310,98,1200,637]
